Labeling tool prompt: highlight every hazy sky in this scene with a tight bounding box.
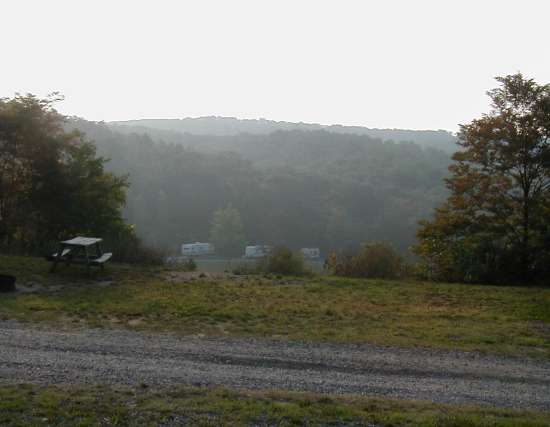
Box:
[2,0,549,131]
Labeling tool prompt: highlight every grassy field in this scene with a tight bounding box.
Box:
[0,255,549,358]
[194,257,326,274]
[1,384,549,426]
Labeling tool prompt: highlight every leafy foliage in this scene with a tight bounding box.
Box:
[0,94,133,257]
[326,242,405,279]
[182,257,197,272]
[104,226,165,265]
[263,246,308,276]
[415,74,550,283]
[209,204,246,256]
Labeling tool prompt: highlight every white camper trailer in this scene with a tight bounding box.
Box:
[243,245,272,258]
[300,247,320,259]
[181,242,215,256]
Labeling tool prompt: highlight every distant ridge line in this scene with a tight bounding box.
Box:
[110,117,458,152]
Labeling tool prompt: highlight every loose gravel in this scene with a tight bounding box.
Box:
[0,320,549,410]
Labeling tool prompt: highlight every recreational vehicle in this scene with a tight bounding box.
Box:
[300,247,320,259]
[181,242,215,256]
[243,245,272,258]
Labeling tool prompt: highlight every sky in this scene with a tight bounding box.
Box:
[2,0,549,132]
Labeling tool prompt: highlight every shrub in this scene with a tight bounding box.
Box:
[232,262,259,275]
[326,242,404,279]
[104,227,165,265]
[182,258,197,272]
[232,247,310,276]
[264,246,308,276]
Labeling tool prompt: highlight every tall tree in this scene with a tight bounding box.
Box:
[415,74,550,282]
[209,204,246,256]
[0,94,129,252]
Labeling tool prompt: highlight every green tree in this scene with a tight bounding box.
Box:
[0,94,129,252]
[209,204,246,256]
[414,74,550,282]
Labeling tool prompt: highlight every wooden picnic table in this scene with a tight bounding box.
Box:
[49,236,112,273]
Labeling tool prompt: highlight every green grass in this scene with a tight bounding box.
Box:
[0,384,548,426]
[1,255,549,358]
[194,257,326,273]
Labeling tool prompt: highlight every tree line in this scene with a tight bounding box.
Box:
[111,116,458,153]
[2,72,548,283]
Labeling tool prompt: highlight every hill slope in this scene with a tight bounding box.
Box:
[69,119,450,252]
[110,117,458,153]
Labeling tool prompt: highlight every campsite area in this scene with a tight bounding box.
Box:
[1,255,549,425]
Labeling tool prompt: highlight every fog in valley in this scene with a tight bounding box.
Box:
[71,118,453,255]
[2,1,550,423]
[3,0,549,261]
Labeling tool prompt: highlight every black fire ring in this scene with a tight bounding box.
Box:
[0,275,16,293]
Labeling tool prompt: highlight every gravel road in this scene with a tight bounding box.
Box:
[1,321,549,410]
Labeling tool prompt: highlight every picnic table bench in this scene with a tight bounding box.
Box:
[48,236,112,273]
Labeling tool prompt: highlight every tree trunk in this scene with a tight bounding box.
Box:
[521,200,530,279]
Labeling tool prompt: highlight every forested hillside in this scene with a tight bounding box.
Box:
[71,119,451,255]
[111,117,458,152]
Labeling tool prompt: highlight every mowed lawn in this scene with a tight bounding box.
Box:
[0,255,549,358]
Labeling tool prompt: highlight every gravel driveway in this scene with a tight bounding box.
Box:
[1,321,549,410]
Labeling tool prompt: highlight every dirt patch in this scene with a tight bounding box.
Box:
[96,280,115,288]
[532,321,550,339]
[164,271,229,283]
[128,318,145,327]
[16,282,46,294]
[16,279,115,294]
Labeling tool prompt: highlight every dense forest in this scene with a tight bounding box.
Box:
[71,119,452,255]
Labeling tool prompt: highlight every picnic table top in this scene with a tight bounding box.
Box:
[61,236,102,247]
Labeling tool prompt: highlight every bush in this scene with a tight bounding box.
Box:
[104,227,165,265]
[232,247,310,276]
[263,246,309,276]
[326,242,405,279]
[232,262,259,275]
[182,258,197,272]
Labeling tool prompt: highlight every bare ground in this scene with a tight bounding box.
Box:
[1,321,549,411]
